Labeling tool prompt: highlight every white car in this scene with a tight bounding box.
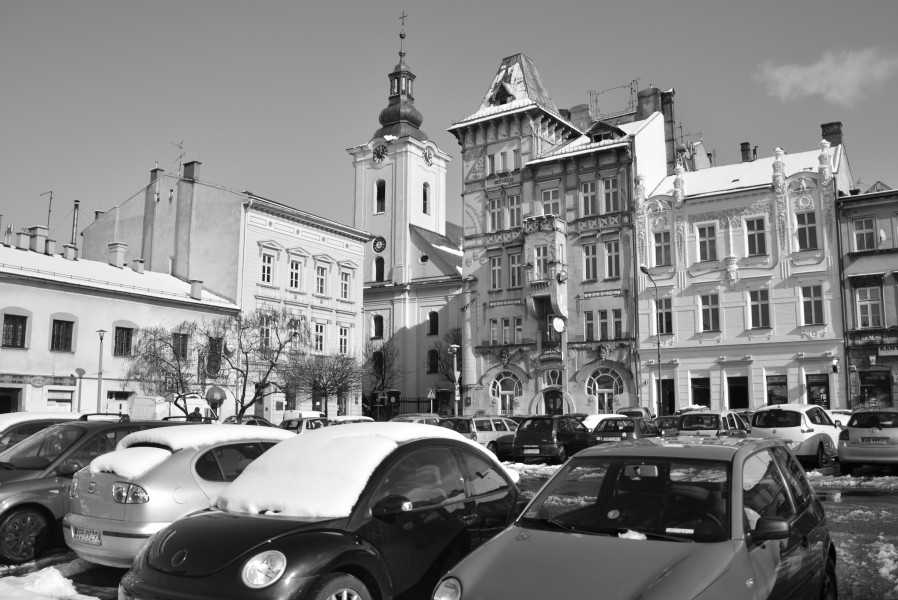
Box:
[749,403,840,468]
[63,424,294,567]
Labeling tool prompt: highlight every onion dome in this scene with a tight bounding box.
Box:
[374,29,428,141]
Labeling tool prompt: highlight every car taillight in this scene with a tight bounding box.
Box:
[112,482,149,504]
[69,475,79,498]
[839,429,849,441]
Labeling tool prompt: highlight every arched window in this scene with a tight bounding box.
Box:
[374,257,385,282]
[490,371,523,415]
[422,183,430,214]
[373,315,384,338]
[427,311,439,335]
[586,368,625,413]
[426,349,439,373]
[376,180,386,213]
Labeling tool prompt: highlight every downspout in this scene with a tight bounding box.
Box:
[628,145,643,408]
[239,195,255,312]
[835,195,850,408]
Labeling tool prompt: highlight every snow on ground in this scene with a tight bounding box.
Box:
[0,559,98,600]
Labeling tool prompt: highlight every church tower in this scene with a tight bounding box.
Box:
[348,23,462,414]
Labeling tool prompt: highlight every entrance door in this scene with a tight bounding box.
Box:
[728,377,749,410]
[660,380,675,415]
[544,390,564,415]
[596,392,613,413]
[0,388,19,414]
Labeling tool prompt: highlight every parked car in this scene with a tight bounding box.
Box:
[591,416,661,445]
[750,403,840,468]
[0,415,183,564]
[279,416,328,434]
[433,436,837,600]
[825,409,849,428]
[118,423,523,600]
[63,424,294,567]
[0,411,83,452]
[617,406,654,420]
[837,408,898,476]
[390,412,441,425]
[439,415,519,456]
[677,409,749,437]
[653,415,680,437]
[327,415,375,426]
[511,414,591,463]
[579,413,617,431]
[734,410,755,431]
[222,415,275,427]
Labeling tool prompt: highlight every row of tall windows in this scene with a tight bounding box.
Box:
[582,240,621,280]
[373,180,431,215]
[261,253,352,300]
[487,195,522,232]
[488,316,524,345]
[370,311,439,340]
[487,150,520,175]
[583,309,624,341]
[2,314,138,357]
[488,252,523,290]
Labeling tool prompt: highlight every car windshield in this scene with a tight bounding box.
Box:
[0,424,86,470]
[440,419,471,434]
[679,414,720,431]
[752,411,801,428]
[847,412,898,428]
[519,418,553,431]
[520,456,731,543]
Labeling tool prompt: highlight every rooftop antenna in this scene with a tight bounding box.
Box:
[171,141,185,177]
[40,191,53,229]
[588,79,639,120]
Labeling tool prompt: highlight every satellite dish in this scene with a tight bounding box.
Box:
[552,317,566,333]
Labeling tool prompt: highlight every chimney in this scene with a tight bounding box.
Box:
[71,200,80,246]
[17,230,30,250]
[740,142,752,162]
[150,166,164,184]
[94,211,105,221]
[752,146,758,161]
[107,241,127,268]
[182,160,201,181]
[44,239,56,256]
[189,279,203,300]
[27,225,48,253]
[63,243,78,260]
[132,258,145,274]
[821,122,843,147]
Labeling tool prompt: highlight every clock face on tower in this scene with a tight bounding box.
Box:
[373,236,387,253]
[373,145,388,163]
[423,148,433,166]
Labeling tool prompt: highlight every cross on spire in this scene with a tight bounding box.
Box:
[398,11,407,57]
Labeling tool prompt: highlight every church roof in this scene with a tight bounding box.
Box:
[373,30,427,141]
[409,223,463,276]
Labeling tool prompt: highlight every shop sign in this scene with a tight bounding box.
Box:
[880,346,898,357]
[0,373,76,386]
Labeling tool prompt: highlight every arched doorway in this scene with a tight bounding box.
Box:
[544,389,564,415]
[586,368,624,413]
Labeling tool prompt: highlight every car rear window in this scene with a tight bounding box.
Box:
[752,411,801,428]
[519,418,553,431]
[847,412,898,428]
[679,414,720,431]
[441,419,471,434]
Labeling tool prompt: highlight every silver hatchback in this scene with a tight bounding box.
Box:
[837,408,898,476]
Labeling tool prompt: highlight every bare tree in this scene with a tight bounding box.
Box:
[280,353,362,418]
[361,334,405,399]
[123,322,201,416]
[431,327,462,386]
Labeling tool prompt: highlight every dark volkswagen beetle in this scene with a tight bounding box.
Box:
[119,422,523,600]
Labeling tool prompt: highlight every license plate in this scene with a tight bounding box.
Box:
[72,526,101,546]
[523,448,539,455]
[861,437,888,445]
[601,436,619,441]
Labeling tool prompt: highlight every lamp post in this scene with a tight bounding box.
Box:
[96,330,106,413]
[74,368,86,411]
[448,344,460,416]
[640,266,663,417]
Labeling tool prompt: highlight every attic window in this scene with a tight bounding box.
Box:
[731,179,740,183]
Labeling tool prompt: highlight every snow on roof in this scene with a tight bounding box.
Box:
[649,145,839,199]
[0,412,82,428]
[216,422,515,518]
[89,447,173,479]
[0,245,237,309]
[118,424,294,451]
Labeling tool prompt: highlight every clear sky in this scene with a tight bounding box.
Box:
[2,0,896,243]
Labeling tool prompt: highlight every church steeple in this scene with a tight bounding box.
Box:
[374,18,427,141]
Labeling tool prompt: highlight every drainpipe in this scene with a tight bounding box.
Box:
[835,195,850,409]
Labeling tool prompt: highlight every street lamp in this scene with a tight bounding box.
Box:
[73,368,86,411]
[96,330,106,413]
[448,344,460,416]
[640,266,663,417]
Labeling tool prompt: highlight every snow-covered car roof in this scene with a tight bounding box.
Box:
[0,411,82,427]
[216,422,516,519]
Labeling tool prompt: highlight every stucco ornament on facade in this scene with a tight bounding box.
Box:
[676,216,686,265]
[773,147,788,250]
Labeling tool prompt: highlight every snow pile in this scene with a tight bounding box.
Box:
[89,446,171,478]
[118,424,294,451]
[805,470,898,491]
[873,535,898,598]
[0,565,96,600]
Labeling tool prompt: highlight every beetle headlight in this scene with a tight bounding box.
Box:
[241,550,287,589]
[433,577,462,600]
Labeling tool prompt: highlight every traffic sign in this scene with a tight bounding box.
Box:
[426,388,436,399]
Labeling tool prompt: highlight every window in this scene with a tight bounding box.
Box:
[603,177,620,213]
[488,198,503,232]
[489,319,499,345]
[802,285,824,325]
[513,149,520,170]
[509,253,521,288]
[340,272,351,300]
[605,240,620,279]
[742,450,795,528]
[314,323,325,352]
[507,195,522,228]
[796,212,818,250]
[376,180,386,213]
[598,310,609,340]
[581,181,597,216]
[583,243,598,280]
[114,327,133,357]
[585,312,595,341]
[698,225,717,262]
[50,319,73,352]
[261,253,274,284]
[488,154,495,176]
[750,289,771,328]
[490,256,502,290]
[427,311,439,336]
[372,315,384,338]
[513,317,522,343]
[2,314,26,348]
[173,332,189,359]
[289,260,302,290]
[657,298,672,335]
[288,317,305,349]
[205,336,222,375]
[422,183,430,214]
[691,377,711,407]
[853,218,875,251]
[654,231,671,267]
[746,217,767,256]
[701,294,720,331]
[502,318,511,344]
[259,315,272,349]
[542,188,560,215]
[426,349,439,373]
[499,151,508,172]
[613,309,623,339]
[766,375,787,405]
[374,257,385,282]
[339,326,349,354]
[314,266,327,295]
[857,287,883,328]
[535,245,549,278]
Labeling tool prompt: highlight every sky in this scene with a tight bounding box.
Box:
[2,0,897,244]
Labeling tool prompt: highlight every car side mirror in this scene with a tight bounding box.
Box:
[372,495,413,519]
[56,461,83,477]
[750,517,790,542]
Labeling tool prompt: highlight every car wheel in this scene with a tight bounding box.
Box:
[310,573,372,600]
[555,446,567,464]
[0,508,50,564]
[813,444,826,469]
[820,555,837,600]
[838,461,855,476]
[487,442,498,455]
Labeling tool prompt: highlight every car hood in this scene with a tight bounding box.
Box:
[145,510,345,576]
[449,525,737,599]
